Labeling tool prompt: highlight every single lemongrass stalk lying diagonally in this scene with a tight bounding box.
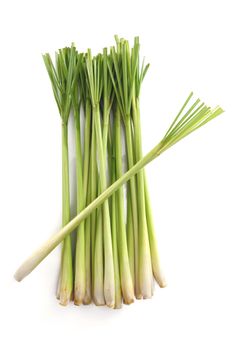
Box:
[42,45,77,305]
[14,95,223,282]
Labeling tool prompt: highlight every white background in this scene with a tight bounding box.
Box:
[0,0,233,349]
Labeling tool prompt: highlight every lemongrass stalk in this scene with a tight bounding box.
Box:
[59,122,73,305]
[109,124,122,308]
[144,173,166,287]
[126,185,135,285]
[42,47,77,305]
[132,96,153,298]
[73,101,86,305]
[124,118,140,298]
[134,93,166,288]
[130,37,154,298]
[83,99,92,198]
[115,106,134,304]
[83,173,92,304]
[109,39,141,298]
[91,113,105,305]
[102,48,113,154]
[14,98,223,282]
[89,112,97,294]
[91,50,112,305]
[111,196,122,308]
[92,109,105,305]
[93,125,105,306]
[93,207,105,305]
[92,49,113,305]
[86,52,115,308]
[79,65,98,300]
[84,51,111,304]
[132,36,165,289]
[83,99,92,304]
[93,104,115,307]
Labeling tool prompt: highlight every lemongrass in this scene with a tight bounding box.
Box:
[109,38,141,298]
[78,61,92,304]
[143,173,166,287]
[93,207,105,305]
[83,172,92,304]
[42,45,77,305]
[86,51,115,307]
[129,36,165,289]
[89,107,98,296]
[109,122,122,308]
[60,122,73,305]
[124,117,140,298]
[131,43,153,298]
[73,65,86,305]
[130,37,162,289]
[83,100,92,305]
[126,186,135,287]
[14,38,224,311]
[114,105,134,304]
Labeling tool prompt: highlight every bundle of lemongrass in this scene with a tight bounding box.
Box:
[14,37,223,309]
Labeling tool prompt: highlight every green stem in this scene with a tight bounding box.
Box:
[126,186,135,286]
[144,173,166,287]
[90,111,98,297]
[83,174,92,304]
[109,125,122,308]
[93,104,115,308]
[83,99,92,304]
[74,108,85,305]
[59,122,73,306]
[102,104,110,159]
[124,117,141,298]
[93,101,111,306]
[115,108,134,304]
[93,207,105,305]
[83,99,92,201]
[132,97,153,298]
[93,99,111,305]
[91,105,105,306]
[133,96,166,288]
